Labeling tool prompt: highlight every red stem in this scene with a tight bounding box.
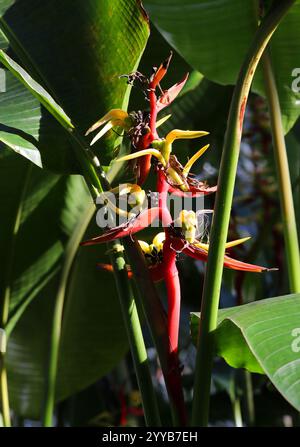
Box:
[137,155,152,186]
[137,80,158,185]
[157,169,180,351]
[163,233,181,352]
[157,168,172,224]
[156,168,187,424]
[157,168,181,351]
[136,64,187,423]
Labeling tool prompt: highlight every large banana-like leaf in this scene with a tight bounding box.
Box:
[191,294,300,411]
[1,150,127,418]
[144,0,300,133]
[0,0,149,171]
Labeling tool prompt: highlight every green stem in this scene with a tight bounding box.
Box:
[110,242,161,426]
[42,203,96,426]
[262,51,300,293]
[191,0,296,427]
[243,370,255,426]
[0,353,10,427]
[232,395,243,428]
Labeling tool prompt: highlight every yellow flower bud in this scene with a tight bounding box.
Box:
[177,210,197,243]
[138,240,151,254]
[152,232,166,252]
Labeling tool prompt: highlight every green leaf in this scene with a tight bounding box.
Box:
[0,0,149,172]
[0,130,41,167]
[191,293,300,411]
[0,49,73,130]
[144,0,300,133]
[1,151,127,418]
[0,70,74,173]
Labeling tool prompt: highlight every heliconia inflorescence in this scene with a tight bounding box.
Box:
[82,54,276,425]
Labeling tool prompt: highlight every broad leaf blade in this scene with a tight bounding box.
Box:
[191,293,300,411]
[0,130,41,167]
[0,49,73,130]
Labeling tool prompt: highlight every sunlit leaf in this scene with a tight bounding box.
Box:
[191,293,300,411]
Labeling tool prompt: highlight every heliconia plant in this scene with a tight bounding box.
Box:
[0,0,299,430]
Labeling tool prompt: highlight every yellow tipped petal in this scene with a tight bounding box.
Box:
[116,149,166,166]
[194,242,209,251]
[183,144,210,176]
[165,129,209,144]
[100,192,130,218]
[156,114,172,128]
[109,184,131,195]
[85,109,128,136]
[224,236,251,249]
[90,121,113,146]
[195,236,251,251]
